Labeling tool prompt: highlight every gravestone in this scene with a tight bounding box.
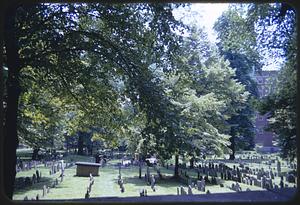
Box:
[188,185,193,195]
[43,185,47,196]
[188,178,192,186]
[270,170,274,179]
[146,166,150,183]
[280,178,284,189]
[180,186,187,195]
[47,186,50,193]
[150,175,156,191]
[36,170,40,182]
[197,180,201,191]
[200,179,205,192]
[261,176,267,189]
[32,174,36,185]
[277,161,281,176]
[24,196,28,201]
[120,182,125,193]
[85,189,89,199]
[139,163,142,179]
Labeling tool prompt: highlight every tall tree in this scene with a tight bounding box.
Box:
[2,3,187,198]
[214,6,260,159]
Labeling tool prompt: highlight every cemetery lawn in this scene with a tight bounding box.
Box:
[13,154,294,200]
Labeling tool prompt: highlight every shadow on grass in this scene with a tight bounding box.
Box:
[14,177,55,195]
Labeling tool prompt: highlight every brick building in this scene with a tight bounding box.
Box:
[254,70,278,149]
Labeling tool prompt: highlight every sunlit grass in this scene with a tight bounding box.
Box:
[13,154,295,200]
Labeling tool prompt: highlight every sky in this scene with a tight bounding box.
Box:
[173,3,281,70]
[173,3,229,42]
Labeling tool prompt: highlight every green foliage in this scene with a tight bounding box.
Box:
[250,3,297,160]
[258,60,296,160]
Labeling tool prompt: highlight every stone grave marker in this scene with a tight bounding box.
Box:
[188,185,193,195]
[150,175,156,191]
[277,161,281,176]
[180,186,187,195]
[32,174,36,185]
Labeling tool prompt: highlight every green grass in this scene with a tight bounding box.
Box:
[12,155,296,200]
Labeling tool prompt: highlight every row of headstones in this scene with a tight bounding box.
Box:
[49,161,66,175]
[196,162,289,185]
[16,160,43,172]
[85,173,95,199]
[23,174,62,201]
[177,186,194,195]
[23,164,66,201]
[15,170,42,189]
[183,167,292,191]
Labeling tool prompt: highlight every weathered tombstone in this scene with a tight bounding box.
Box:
[120,183,125,193]
[261,176,267,189]
[280,178,284,189]
[188,178,192,186]
[139,189,144,197]
[85,189,89,199]
[270,170,274,179]
[206,190,210,194]
[201,179,206,192]
[277,161,281,176]
[47,186,50,193]
[32,174,36,185]
[188,185,193,195]
[139,163,142,179]
[42,185,47,196]
[24,196,28,200]
[36,170,40,182]
[150,175,156,191]
[197,180,201,191]
[180,186,186,195]
[146,166,150,183]
[204,175,209,183]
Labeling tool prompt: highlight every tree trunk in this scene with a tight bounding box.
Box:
[77,131,84,155]
[3,6,22,199]
[174,154,179,178]
[32,148,40,160]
